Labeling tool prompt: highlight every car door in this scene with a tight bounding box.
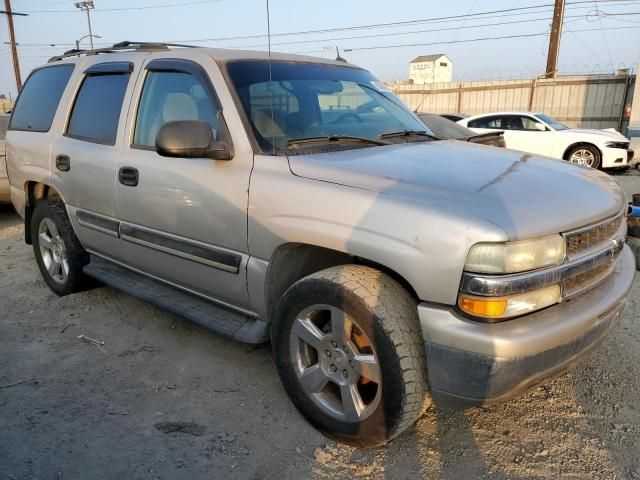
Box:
[501,115,553,156]
[115,55,253,310]
[51,55,145,261]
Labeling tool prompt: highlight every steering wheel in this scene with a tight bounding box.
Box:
[331,112,363,125]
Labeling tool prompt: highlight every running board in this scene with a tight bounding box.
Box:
[83,255,269,344]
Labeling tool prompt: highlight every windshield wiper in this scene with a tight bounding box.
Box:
[378,130,439,141]
[286,135,390,147]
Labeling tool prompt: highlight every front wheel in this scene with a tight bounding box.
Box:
[567,144,601,169]
[272,265,430,447]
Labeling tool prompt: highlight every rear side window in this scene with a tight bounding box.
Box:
[9,64,74,132]
[468,116,503,129]
[67,73,130,145]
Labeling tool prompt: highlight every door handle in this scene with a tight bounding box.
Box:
[118,167,139,187]
[55,154,71,172]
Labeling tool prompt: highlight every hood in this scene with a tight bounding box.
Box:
[288,141,626,240]
[560,128,629,142]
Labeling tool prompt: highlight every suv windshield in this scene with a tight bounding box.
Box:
[225,60,432,154]
[535,113,569,131]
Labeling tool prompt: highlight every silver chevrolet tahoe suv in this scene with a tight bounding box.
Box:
[6,42,635,447]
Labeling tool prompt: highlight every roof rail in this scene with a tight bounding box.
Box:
[48,41,199,63]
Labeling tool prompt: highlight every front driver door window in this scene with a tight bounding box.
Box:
[133,70,220,147]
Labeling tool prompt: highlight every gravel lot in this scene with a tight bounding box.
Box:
[1,171,639,480]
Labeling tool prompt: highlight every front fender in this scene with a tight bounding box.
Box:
[248,155,506,305]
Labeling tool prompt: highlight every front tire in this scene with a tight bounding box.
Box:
[31,198,90,296]
[272,265,430,447]
[566,144,601,169]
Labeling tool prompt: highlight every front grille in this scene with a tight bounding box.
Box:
[562,260,615,297]
[561,211,626,298]
[564,212,625,258]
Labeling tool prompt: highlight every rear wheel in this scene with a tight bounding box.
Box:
[272,265,430,447]
[31,199,90,295]
[567,144,601,169]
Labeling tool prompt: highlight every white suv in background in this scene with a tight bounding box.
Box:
[459,111,633,169]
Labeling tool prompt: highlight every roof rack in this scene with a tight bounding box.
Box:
[48,41,199,63]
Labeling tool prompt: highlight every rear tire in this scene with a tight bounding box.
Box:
[272,265,430,447]
[31,198,90,296]
[566,144,601,169]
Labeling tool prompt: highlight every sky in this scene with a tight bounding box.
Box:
[1,0,639,97]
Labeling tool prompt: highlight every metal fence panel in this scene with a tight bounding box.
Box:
[389,75,635,133]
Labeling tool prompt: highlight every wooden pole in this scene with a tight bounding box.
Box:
[2,0,25,91]
[545,0,565,79]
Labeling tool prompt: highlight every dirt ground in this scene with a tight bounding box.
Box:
[1,171,640,480]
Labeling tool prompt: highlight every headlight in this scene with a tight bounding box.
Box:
[604,141,629,149]
[458,285,561,321]
[464,235,566,274]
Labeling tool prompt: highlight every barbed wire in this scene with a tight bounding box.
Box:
[448,63,637,82]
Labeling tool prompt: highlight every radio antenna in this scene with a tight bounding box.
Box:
[266,0,275,155]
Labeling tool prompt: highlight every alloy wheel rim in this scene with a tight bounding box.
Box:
[289,304,382,423]
[38,218,69,284]
[569,148,596,167]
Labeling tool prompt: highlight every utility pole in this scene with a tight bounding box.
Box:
[1,0,28,92]
[545,0,565,78]
[74,2,95,50]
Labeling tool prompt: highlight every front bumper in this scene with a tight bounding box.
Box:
[602,147,632,168]
[419,244,635,407]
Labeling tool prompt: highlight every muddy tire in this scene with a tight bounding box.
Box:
[31,199,90,296]
[272,265,430,447]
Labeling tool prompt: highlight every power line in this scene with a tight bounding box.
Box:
[216,11,640,50]
[10,6,640,50]
[21,0,222,13]
[22,0,70,7]
[164,0,640,43]
[336,25,638,53]
[566,29,608,64]
[592,0,615,66]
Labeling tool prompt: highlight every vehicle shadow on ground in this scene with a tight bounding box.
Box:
[569,278,640,480]
[0,203,20,228]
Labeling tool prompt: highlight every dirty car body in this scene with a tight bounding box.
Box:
[5,43,635,445]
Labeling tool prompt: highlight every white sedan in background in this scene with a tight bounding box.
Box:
[458,112,633,169]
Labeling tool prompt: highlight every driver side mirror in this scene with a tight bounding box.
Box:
[534,122,547,132]
[156,120,233,160]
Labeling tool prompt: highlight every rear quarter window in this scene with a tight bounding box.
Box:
[9,64,74,132]
[468,116,503,129]
[66,73,130,145]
